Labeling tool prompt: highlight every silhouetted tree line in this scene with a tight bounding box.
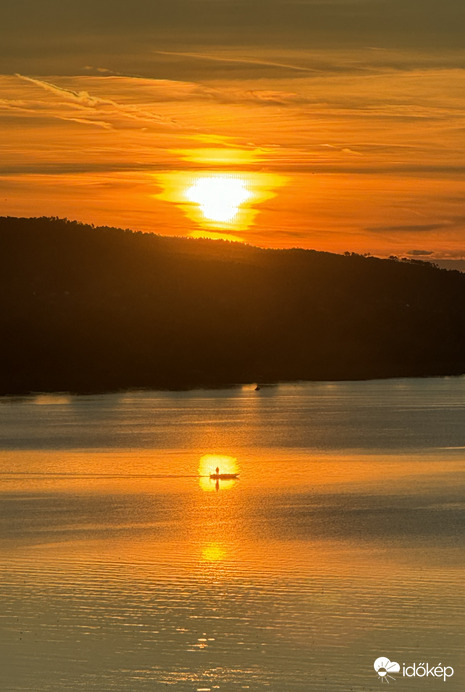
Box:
[1,216,464,394]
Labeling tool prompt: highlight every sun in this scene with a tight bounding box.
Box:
[154,169,286,237]
[185,175,252,223]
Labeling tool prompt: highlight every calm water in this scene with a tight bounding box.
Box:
[0,379,464,691]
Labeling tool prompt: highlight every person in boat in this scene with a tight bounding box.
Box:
[215,466,219,475]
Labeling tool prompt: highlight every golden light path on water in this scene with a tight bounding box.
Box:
[154,169,285,240]
[198,453,239,492]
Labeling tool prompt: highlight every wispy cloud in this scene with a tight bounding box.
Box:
[367,216,465,234]
[153,50,319,74]
[55,116,113,129]
[15,74,179,129]
[367,223,450,233]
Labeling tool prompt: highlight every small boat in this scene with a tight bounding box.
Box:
[209,473,239,480]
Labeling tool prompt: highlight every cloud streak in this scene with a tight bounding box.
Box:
[15,74,179,129]
[153,50,320,74]
[367,223,450,233]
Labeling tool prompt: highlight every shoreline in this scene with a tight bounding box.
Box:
[2,370,464,398]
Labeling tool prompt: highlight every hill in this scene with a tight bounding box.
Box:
[1,216,465,394]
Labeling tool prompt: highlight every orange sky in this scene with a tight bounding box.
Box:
[1,1,465,257]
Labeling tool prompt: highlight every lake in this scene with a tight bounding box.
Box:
[0,379,464,691]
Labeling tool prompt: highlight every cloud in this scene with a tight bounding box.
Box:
[153,50,319,74]
[16,75,101,106]
[56,116,113,129]
[407,249,434,256]
[15,74,179,129]
[367,223,449,233]
[367,215,465,234]
[0,162,191,176]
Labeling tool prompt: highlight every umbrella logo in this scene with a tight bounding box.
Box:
[374,657,401,683]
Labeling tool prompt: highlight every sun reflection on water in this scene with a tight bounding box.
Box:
[198,454,239,492]
[201,542,227,562]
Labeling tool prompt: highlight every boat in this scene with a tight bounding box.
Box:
[209,473,239,480]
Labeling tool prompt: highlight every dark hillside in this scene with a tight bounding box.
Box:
[1,216,465,394]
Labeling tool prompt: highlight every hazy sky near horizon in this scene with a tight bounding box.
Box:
[1,0,465,255]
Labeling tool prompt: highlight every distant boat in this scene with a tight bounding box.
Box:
[209,472,239,480]
[255,385,261,391]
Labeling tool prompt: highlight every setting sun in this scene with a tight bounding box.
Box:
[154,169,285,239]
[185,175,252,223]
